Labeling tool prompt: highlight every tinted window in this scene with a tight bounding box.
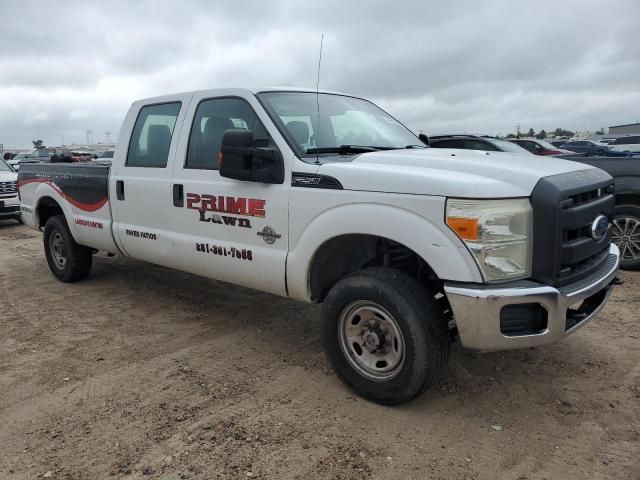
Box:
[464,140,498,151]
[490,139,531,154]
[126,102,181,167]
[186,97,273,170]
[430,139,464,148]
[613,135,640,145]
[513,140,536,152]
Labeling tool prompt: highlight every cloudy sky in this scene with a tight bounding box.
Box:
[1,0,639,148]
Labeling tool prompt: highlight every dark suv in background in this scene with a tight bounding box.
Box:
[429,135,532,154]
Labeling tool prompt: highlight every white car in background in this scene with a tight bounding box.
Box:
[0,158,21,223]
[7,153,36,171]
[609,135,640,153]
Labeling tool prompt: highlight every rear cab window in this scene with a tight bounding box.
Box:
[127,102,181,167]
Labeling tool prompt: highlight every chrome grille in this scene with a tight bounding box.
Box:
[0,181,17,197]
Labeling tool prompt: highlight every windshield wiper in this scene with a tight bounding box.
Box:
[404,144,428,149]
[306,145,383,154]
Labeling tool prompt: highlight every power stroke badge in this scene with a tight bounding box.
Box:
[257,226,282,244]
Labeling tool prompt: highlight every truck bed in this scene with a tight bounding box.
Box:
[18,162,111,212]
[17,161,120,254]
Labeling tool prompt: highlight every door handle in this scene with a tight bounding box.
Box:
[116,180,125,200]
[173,184,184,207]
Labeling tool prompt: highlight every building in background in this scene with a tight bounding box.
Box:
[609,123,640,135]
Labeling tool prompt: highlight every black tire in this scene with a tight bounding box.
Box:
[43,215,93,282]
[612,204,640,270]
[16,216,24,224]
[321,267,449,405]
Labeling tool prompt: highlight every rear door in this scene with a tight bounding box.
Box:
[170,91,290,296]
[110,94,192,266]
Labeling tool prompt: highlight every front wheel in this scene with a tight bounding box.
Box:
[612,204,640,270]
[43,215,93,282]
[321,268,449,405]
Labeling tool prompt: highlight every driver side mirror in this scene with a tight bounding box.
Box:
[418,133,430,146]
[219,130,284,184]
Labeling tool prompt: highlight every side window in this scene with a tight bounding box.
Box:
[465,140,497,151]
[126,102,181,168]
[186,97,273,170]
[431,139,463,149]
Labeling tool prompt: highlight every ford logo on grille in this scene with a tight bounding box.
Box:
[591,215,609,241]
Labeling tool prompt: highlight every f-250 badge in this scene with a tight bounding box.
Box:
[257,226,282,245]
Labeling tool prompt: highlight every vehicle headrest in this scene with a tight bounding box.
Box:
[204,116,235,138]
[147,124,172,156]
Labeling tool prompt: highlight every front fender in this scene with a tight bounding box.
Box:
[286,201,482,301]
[613,176,640,197]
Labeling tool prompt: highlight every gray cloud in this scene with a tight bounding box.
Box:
[0,0,638,148]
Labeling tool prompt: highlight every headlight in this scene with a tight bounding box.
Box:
[446,198,532,281]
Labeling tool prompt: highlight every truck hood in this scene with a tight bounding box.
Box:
[316,149,597,197]
[0,171,18,182]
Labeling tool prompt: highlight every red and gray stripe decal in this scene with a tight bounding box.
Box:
[18,178,108,212]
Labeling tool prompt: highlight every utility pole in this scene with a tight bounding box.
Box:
[516,123,521,139]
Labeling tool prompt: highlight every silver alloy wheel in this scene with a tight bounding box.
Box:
[612,216,640,261]
[338,300,405,381]
[50,231,67,269]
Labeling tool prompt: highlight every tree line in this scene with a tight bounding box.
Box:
[504,127,605,140]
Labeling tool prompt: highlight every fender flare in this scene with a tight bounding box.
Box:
[286,203,482,301]
[34,183,81,242]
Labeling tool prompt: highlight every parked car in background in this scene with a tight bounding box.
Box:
[556,153,640,270]
[7,153,33,171]
[0,158,21,223]
[509,138,575,156]
[95,149,114,161]
[30,148,56,161]
[560,140,610,155]
[429,135,533,154]
[609,135,640,153]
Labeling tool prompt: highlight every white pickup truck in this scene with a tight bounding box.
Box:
[1,158,21,223]
[18,88,621,404]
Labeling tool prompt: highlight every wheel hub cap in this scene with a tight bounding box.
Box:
[50,232,67,269]
[338,301,405,381]
[612,216,640,261]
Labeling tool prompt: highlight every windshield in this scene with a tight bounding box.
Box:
[258,92,422,160]
[490,139,532,154]
[0,159,12,172]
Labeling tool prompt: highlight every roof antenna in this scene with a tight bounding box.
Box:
[315,33,324,165]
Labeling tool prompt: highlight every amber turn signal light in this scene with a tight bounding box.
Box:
[447,217,479,240]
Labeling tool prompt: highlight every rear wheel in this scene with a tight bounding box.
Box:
[612,204,640,270]
[43,215,93,282]
[321,268,449,405]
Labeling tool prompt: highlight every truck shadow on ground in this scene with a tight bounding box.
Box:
[79,253,619,412]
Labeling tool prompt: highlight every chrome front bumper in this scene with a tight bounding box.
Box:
[444,244,620,351]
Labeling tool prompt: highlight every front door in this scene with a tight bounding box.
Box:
[170,92,290,296]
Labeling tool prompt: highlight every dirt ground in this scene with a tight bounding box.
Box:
[0,221,638,480]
